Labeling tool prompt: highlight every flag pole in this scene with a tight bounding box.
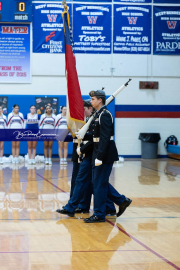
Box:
[62,0,82,163]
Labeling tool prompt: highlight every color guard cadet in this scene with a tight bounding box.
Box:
[56,100,119,216]
[84,90,132,223]
[56,99,94,216]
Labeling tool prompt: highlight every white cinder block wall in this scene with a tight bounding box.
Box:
[1,52,179,157]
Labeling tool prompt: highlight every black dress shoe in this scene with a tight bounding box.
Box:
[106,210,116,216]
[75,207,89,213]
[84,215,105,223]
[117,198,132,217]
[56,209,74,217]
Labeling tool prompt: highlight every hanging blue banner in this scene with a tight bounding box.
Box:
[73,0,112,1]
[113,5,151,54]
[73,4,111,54]
[153,6,180,55]
[154,0,180,3]
[0,24,31,83]
[33,3,72,53]
[116,0,151,2]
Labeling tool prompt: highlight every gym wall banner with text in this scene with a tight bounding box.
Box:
[154,0,180,3]
[116,0,152,2]
[153,6,180,55]
[0,24,31,83]
[33,3,72,53]
[114,5,151,54]
[73,4,111,54]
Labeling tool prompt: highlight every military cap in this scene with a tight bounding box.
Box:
[89,90,106,98]
[83,99,92,107]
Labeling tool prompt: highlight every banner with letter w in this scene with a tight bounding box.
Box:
[153,6,180,55]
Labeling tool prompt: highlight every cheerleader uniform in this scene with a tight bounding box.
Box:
[0,114,7,164]
[55,114,67,128]
[24,113,40,165]
[24,113,40,129]
[39,113,56,165]
[55,114,68,165]
[7,112,24,164]
[7,112,24,129]
[0,114,7,129]
[39,113,56,129]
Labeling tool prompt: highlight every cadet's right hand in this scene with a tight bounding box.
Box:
[76,147,81,155]
[75,132,82,140]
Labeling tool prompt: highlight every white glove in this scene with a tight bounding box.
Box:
[75,132,82,140]
[95,158,102,166]
[76,147,81,155]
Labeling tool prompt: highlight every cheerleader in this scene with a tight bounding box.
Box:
[55,106,69,165]
[0,106,7,164]
[24,105,40,165]
[7,104,24,164]
[39,105,56,165]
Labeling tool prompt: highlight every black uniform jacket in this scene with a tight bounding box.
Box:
[90,106,119,164]
[71,137,79,162]
[72,133,93,162]
[80,131,93,161]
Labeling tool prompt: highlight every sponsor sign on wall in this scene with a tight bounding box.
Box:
[0,24,31,83]
[154,0,180,3]
[73,4,111,54]
[153,6,180,55]
[113,5,151,54]
[116,0,151,2]
[33,3,72,53]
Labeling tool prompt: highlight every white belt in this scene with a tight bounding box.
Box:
[93,136,114,142]
[83,141,89,145]
[73,139,89,144]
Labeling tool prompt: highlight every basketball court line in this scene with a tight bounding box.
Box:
[106,219,180,270]
[0,249,148,254]
[36,171,180,270]
[36,172,69,195]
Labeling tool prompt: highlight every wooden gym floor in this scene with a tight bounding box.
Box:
[0,158,179,269]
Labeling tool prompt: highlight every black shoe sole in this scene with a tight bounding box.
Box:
[117,199,132,217]
[84,219,105,223]
[56,209,74,217]
[75,210,90,213]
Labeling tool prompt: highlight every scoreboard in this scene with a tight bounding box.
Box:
[0,0,32,22]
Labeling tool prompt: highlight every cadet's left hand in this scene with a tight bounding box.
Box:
[95,158,102,166]
[77,147,81,155]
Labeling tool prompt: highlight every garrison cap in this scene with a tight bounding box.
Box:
[89,90,106,98]
[83,99,92,107]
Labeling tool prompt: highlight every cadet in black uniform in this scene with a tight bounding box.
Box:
[56,100,116,216]
[84,90,132,223]
[70,138,80,198]
[56,100,94,216]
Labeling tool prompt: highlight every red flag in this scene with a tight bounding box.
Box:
[62,5,85,136]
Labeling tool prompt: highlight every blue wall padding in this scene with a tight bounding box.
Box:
[1,95,115,156]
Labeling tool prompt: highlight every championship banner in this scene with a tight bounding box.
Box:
[153,6,180,55]
[154,0,180,3]
[73,4,111,54]
[113,5,151,54]
[33,3,72,53]
[116,0,151,3]
[0,24,31,83]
